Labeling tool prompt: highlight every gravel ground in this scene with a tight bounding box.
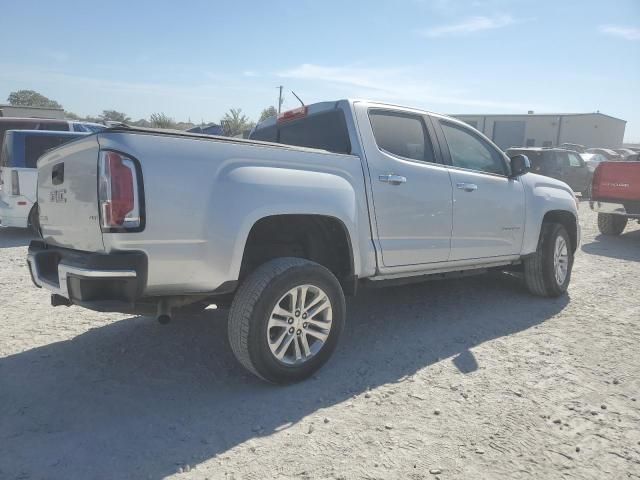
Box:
[1,204,639,480]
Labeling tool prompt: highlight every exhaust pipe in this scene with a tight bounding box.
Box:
[156,299,172,324]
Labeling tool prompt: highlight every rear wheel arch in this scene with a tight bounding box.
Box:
[239,214,356,295]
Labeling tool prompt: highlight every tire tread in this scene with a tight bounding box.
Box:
[228,257,316,381]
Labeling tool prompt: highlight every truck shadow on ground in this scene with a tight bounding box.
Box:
[0,274,568,479]
[581,228,640,262]
[0,228,33,249]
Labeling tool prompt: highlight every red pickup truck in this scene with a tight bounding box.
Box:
[590,161,640,235]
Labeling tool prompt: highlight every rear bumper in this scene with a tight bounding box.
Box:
[590,200,640,218]
[0,197,30,228]
[27,240,148,311]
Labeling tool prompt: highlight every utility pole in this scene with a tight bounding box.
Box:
[277,85,283,114]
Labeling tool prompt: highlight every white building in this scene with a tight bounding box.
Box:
[0,104,65,119]
[452,112,626,150]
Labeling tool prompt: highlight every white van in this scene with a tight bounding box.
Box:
[0,130,88,230]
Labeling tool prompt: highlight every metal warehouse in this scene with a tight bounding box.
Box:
[452,112,626,150]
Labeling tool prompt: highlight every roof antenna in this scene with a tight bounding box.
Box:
[291,91,305,107]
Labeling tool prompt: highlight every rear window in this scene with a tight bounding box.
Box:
[508,150,556,172]
[38,121,69,132]
[250,110,351,154]
[24,135,79,168]
[0,120,40,149]
[0,137,11,168]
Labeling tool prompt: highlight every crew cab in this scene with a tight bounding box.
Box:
[27,100,580,383]
[0,130,87,229]
[590,160,640,235]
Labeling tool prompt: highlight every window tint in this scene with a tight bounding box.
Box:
[38,121,69,132]
[250,110,351,154]
[73,123,88,132]
[369,111,435,162]
[0,120,40,148]
[24,135,77,168]
[567,152,582,167]
[440,122,507,175]
[555,152,570,167]
[278,110,351,154]
[250,124,278,143]
[0,137,10,168]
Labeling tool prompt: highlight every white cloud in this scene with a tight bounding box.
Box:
[420,14,517,37]
[278,63,534,110]
[598,25,640,41]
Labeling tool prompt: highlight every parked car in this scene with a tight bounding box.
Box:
[0,117,103,150]
[590,161,640,235]
[613,148,639,161]
[27,100,580,384]
[580,152,607,172]
[559,143,587,154]
[585,148,622,161]
[0,130,88,230]
[506,147,592,196]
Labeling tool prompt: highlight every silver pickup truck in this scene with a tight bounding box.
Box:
[27,99,580,383]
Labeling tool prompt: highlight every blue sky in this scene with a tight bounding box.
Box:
[1,0,639,140]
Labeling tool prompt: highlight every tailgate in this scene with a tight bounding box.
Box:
[593,161,640,201]
[37,136,104,251]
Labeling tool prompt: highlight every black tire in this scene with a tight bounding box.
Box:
[597,213,627,236]
[584,182,592,200]
[523,223,573,297]
[27,204,41,237]
[228,257,346,384]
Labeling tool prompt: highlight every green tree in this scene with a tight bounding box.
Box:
[221,108,254,137]
[64,111,82,120]
[149,112,176,129]
[100,110,130,123]
[259,106,277,122]
[7,89,62,109]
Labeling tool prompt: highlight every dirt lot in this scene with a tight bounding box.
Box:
[1,204,639,480]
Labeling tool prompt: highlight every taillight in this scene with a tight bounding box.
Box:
[277,106,308,123]
[11,170,20,196]
[98,151,141,231]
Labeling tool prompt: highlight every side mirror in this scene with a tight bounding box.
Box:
[509,154,530,177]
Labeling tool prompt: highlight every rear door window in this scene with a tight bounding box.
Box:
[567,152,582,167]
[369,110,435,163]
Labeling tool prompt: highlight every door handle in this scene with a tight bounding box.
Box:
[456,182,478,192]
[379,174,407,185]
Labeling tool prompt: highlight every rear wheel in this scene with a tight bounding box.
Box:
[523,223,573,297]
[597,213,627,236]
[228,257,345,384]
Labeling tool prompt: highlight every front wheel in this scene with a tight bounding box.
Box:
[597,213,627,236]
[228,257,345,384]
[523,223,574,297]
